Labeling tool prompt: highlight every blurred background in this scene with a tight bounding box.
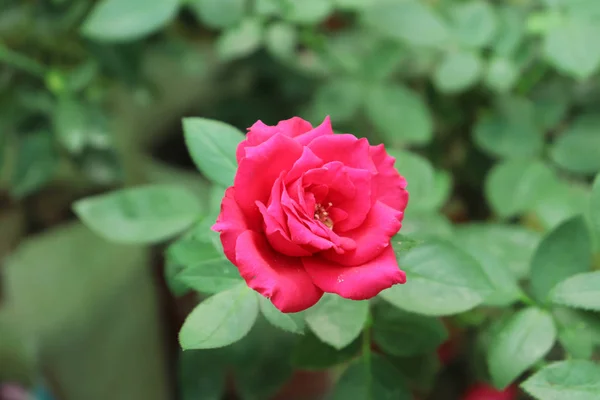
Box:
[1,0,599,399]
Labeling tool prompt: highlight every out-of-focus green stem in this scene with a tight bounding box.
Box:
[0,42,47,77]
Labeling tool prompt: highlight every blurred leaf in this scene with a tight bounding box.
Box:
[362,0,449,47]
[485,159,555,218]
[392,234,423,256]
[179,283,259,349]
[493,6,525,56]
[189,0,246,28]
[53,97,88,153]
[473,97,543,159]
[258,295,305,334]
[305,294,368,350]
[543,17,600,80]
[309,79,364,123]
[449,0,498,48]
[550,271,600,311]
[282,0,333,24]
[400,212,454,240]
[531,178,591,231]
[531,80,570,130]
[179,350,226,400]
[81,0,179,42]
[254,0,282,16]
[334,0,376,9]
[530,216,592,303]
[265,22,297,61]
[592,174,600,233]
[553,308,600,360]
[331,354,411,400]
[171,240,242,294]
[488,308,556,389]
[183,118,245,187]
[291,330,361,370]
[217,18,263,61]
[372,302,447,357]
[73,184,201,244]
[365,84,433,145]
[521,360,600,400]
[10,131,56,199]
[388,353,440,392]
[360,41,405,81]
[433,50,483,93]
[380,240,493,316]
[452,224,541,280]
[484,57,519,93]
[550,115,600,175]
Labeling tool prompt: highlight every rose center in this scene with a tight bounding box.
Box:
[314,202,334,229]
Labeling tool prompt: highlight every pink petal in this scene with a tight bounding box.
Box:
[257,201,312,257]
[285,147,324,184]
[303,246,406,300]
[322,200,403,266]
[212,187,249,264]
[234,134,303,229]
[236,120,278,163]
[308,134,377,173]
[293,116,334,146]
[235,230,323,313]
[330,166,372,232]
[370,144,409,212]
[277,117,313,137]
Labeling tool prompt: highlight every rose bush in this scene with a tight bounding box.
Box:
[212,116,409,312]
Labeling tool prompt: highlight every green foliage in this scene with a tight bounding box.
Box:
[258,295,305,335]
[522,360,600,400]
[550,272,600,311]
[487,307,557,389]
[73,184,201,244]
[291,330,361,370]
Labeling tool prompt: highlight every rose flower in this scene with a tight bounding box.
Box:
[213,116,409,312]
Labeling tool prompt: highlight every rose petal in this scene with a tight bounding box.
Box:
[234,134,303,229]
[257,201,312,257]
[322,200,403,266]
[285,146,324,184]
[370,144,409,212]
[212,187,249,264]
[277,117,313,137]
[303,246,406,300]
[235,230,323,312]
[308,134,377,173]
[293,116,334,146]
[330,166,372,232]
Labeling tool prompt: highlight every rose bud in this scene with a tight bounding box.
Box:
[213,116,409,312]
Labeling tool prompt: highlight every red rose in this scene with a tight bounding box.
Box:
[212,116,409,312]
[462,383,517,400]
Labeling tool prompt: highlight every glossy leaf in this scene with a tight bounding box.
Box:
[73,184,201,244]
[530,216,592,302]
[305,294,369,350]
[179,284,259,349]
[380,240,493,316]
[550,272,600,311]
[522,360,600,400]
[488,308,556,389]
[183,118,245,187]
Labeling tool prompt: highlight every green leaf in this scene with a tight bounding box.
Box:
[392,234,423,256]
[179,284,259,349]
[433,50,482,93]
[73,184,201,244]
[484,57,519,93]
[400,212,454,240]
[334,0,376,9]
[265,22,297,61]
[452,224,541,280]
[550,115,600,175]
[362,0,449,47]
[473,97,543,159]
[81,0,179,42]
[488,308,557,389]
[178,350,226,400]
[53,97,89,153]
[388,150,435,213]
[305,294,369,350]
[485,159,556,218]
[493,6,525,56]
[291,330,361,370]
[550,272,600,311]
[171,240,242,294]
[530,216,592,302]
[282,0,333,24]
[388,353,440,392]
[531,80,570,130]
[309,79,364,123]
[189,0,246,28]
[258,295,305,334]
[521,360,600,400]
[553,308,600,360]
[365,84,433,145]
[372,302,447,357]
[592,174,600,233]
[380,240,493,316]
[331,354,411,400]
[449,0,498,48]
[10,131,56,198]
[183,118,245,187]
[543,17,600,80]
[216,18,263,61]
